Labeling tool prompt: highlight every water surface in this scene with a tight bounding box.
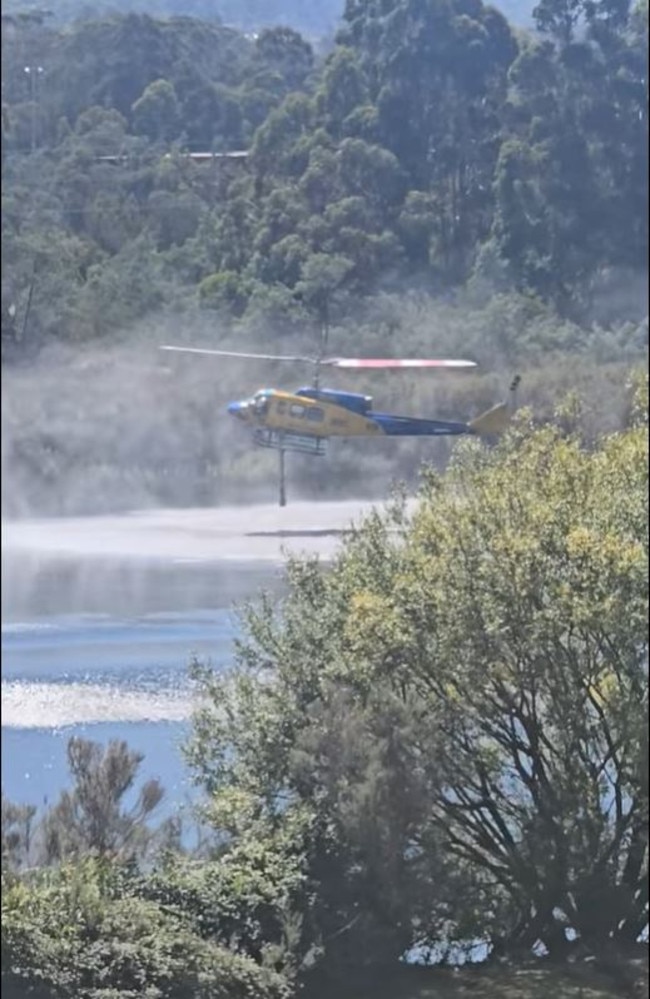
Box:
[2,552,281,813]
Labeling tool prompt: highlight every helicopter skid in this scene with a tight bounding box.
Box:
[253,428,327,456]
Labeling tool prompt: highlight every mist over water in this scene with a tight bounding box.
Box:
[1,330,257,517]
[1,318,393,518]
[2,500,380,564]
[0,306,513,519]
[2,272,647,520]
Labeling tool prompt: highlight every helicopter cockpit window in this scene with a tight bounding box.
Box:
[253,393,269,416]
[306,407,324,423]
[289,404,306,418]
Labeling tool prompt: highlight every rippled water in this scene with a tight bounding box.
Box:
[1,553,280,812]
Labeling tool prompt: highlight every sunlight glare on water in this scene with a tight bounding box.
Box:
[1,680,194,729]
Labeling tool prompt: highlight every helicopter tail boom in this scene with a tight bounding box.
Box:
[469,401,511,436]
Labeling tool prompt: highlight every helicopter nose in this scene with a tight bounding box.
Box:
[227,401,246,420]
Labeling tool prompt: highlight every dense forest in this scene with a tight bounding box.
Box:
[1,0,648,512]
[2,383,648,997]
[0,0,535,36]
[1,0,347,37]
[2,0,647,336]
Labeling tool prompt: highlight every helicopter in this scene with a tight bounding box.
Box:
[160,343,520,507]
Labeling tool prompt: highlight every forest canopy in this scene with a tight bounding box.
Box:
[2,0,647,351]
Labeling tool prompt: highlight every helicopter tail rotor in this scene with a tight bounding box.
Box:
[468,375,521,436]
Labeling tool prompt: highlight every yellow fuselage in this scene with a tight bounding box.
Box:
[229,389,383,438]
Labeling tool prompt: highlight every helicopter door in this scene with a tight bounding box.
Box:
[253,394,270,419]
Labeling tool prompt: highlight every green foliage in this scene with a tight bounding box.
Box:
[132,79,180,144]
[187,396,648,974]
[3,0,647,354]
[6,1,643,981]
[1,0,348,38]
[254,27,315,96]
[199,269,251,315]
[305,959,646,999]
[1,859,291,998]
[318,47,368,132]
[1,735,295,997]
[491,10,648,309]
[39,737,165,864]
[2,798,37,872]
[139,837,307,970]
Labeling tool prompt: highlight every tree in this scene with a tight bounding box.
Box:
[339,0,518,224]
[254,26,315,95]
[317,47,368,136]
[492,6,648,311]
[337,138,405,210]
[132,78,180,144]
[251,93,316,180]
[199,268,250,314]
[533,0,588,44]
[1,798,37,872]
[293,251,355,330]
[187,379,648,977]
[533,0,632,44]
[40,737,165,863]
[299,146,341,214]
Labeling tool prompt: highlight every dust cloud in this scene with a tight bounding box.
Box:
[0,305,481,521]
[1,311,341,520]
[4,293,642,525]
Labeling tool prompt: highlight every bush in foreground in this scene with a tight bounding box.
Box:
[188,374,648,980]
[1,859,291,999]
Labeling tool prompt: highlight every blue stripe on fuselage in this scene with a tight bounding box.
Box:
[370,413,474,437]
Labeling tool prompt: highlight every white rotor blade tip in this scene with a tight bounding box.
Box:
[328,358,477,369]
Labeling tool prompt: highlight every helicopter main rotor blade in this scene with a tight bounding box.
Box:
[323,358,477,369]
[160,347,477,369]
[160,346,316,363]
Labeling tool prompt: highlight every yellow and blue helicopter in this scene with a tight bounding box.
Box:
[160,344,519,506]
